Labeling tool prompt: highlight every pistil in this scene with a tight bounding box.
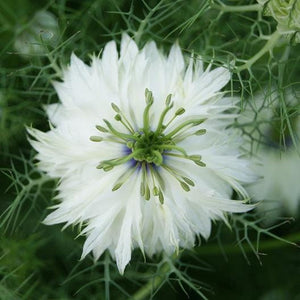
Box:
[90,89,207,203]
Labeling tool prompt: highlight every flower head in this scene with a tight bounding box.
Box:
[14,10,59,56]
[239,88,300,221]
[258,0,300,42]
[29,34,255,273]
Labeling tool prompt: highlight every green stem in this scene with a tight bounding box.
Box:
[212,3,262,13]
[0,175,52,233]
[236,30,282,72]
[104,252,110,300]
[131,261,170,300]
[134,1,165,45]
[130,231,300,299]
[195,232,300,256]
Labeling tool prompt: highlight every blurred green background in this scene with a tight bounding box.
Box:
[0,0,299,299]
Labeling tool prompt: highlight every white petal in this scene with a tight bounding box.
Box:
[167,42,185,74]
[29,35,256,273]
[100,40,119,93]
[120,33,139,65]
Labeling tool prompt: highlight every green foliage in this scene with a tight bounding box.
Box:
[0,0,299,299]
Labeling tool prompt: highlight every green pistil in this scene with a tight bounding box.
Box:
[91,89,207,203]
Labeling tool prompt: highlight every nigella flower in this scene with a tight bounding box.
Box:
[28,34,255,273]
[240,88,300,221]
[14,10,59,56]
[257,0,300,42]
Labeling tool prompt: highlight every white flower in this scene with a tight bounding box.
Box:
[251,148,300,219]
[240,88,300,221]
[257,0,300,42]
[14,10,59,56]
[28,34,255,274]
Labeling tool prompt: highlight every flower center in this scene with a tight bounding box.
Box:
[90,89,207,203]
[129,131,170,165]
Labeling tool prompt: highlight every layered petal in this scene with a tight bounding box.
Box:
[29,34,255,273]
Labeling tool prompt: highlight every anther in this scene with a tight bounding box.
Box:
[195,129,206,135]
[145,185,151,200]
[103,165,114,172]
[153,186,159,196]
[165,94,172,106]
[112,182,123,191]
[182,177,195,186]
[180,181,190,192]
[94,88,207,203]
[140,182,145,197]
[111,102,121,113]
[175,107,185,116]
[90,136,103,142]
[145,88,154,105]
[189,155,202,161]
[158,190,164,204]
[194,161,206,167]
[96,125,108,132]
[114,114,122,121]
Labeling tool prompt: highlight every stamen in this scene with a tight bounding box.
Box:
[90,135,125,144]
[111,102,135,133]
[112,164,138,191]
[182,177,195,186]
[165,118,206,139]
[163,152,206,167]
[97,150,142,169]
[153,186,159,196]
[171,127,207,143]
[157,144,188,157]
[140,182,145,197]
[149,164,164,201]
[180,181,190,192]
[155,94,173,134]
[145,185,151,200]
[158,190,164,204]
[143,89,154,134]
[114,113,135,134]
[103,119,138,141]
[111,102,121,113]
[163,107,186,130]
[102,165,114,172]
[152,166,166,190]
[175,107,186,116]
[195,129,207,135]
[140,162,147,198]
[90,136,103,142]
[91,88,207,203]
[162,165,194,193]
[194,161,206,167]
[141,162,151,201]
[96,125,109,133]
[114,114,121,121]
[188,155,206,167]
